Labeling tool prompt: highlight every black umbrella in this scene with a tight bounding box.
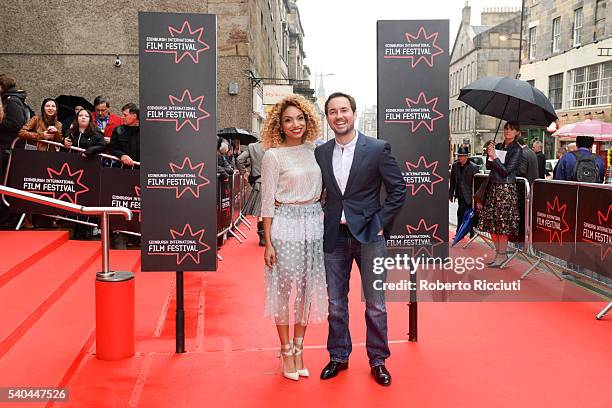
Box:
[217,127,258,145]
[459,76,558,130]
[55,95,94,122]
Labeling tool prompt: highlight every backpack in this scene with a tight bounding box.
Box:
[22,102,35,121]
[571,151,599,182]
[5,95,34,123]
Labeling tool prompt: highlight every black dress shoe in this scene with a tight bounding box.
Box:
[320,361,348,380]
[371,365,391,386]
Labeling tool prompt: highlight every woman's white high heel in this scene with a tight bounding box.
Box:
[293,337,309,377]
[279,343,299,381]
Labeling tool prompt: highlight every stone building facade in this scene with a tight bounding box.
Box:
[519,0,612,158]
[0,0,312,137]
[358,105,377,138]
[449,2,521,154]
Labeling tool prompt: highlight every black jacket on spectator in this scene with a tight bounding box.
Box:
[535,151,546,179]
[487,141,523,184]
[449,159,478,205]
[518,146,539,184]
[217,152,234,179]
[109,125,140,162]
[0,88,28,151]
[63,128,105,156]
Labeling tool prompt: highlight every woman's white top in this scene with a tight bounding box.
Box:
[260,142,322,218]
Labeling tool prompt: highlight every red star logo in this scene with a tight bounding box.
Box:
[404,156,444,195]
[383,26,444,68]
[33,163,90,204]
[405,219,444,258]
[405,27,445,68]
[582,204,612,261]
[147,157,210,199]
[145,20,210,63]
[133,186,142,222]
[150,224,211,265]
[404,92,444,132]
[146,89,211,132]
[536,196,570,244]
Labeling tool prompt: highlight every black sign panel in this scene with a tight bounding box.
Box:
[217,176,232,234]
[531,180,578,261]
[99,167,141,233]
[139,12,217,271]
[377,20,449,259]
[574,184,612,279]
[7,150,100,216]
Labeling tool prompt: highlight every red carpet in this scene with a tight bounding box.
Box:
[0,226,610,408]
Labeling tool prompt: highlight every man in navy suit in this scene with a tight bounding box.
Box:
[315,92,406,386]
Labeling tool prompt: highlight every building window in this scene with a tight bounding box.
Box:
[467,63,472,85]
[487,60,499,76]
[551,17,560,53]
[548,73,563,110]
[573,8,582,47]
[529,27,537,59]
[490,32,499,47]
[567,61,612,108]
[595,0,606,40]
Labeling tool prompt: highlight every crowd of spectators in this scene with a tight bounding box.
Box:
[0,73,140,243]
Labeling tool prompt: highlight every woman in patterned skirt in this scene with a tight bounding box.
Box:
[261,94,327,381]
[478,121,523,268]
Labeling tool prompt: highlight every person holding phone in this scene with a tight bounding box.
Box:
[18,98,62,151]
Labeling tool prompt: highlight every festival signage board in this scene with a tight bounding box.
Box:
[139,12,217,271]
[377,20,450,260]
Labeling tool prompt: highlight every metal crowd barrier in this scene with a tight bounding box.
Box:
[463,174,611,319]
[465,175,530,258]
[0,184,132,274]
[216,171,253,257]
[1,137,140,233]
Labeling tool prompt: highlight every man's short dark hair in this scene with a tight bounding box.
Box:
[325,92,356,115]
[0,74,17,93]
[93,95,110,108]
[517,136,526,146]
[122,103,140,120]
[576,136,594,149]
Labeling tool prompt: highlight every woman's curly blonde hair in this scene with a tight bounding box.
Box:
[261,94,321,149]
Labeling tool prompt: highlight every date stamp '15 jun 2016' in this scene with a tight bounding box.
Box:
[0,387,68,402]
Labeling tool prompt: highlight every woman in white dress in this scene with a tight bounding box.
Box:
[261,94,327,381]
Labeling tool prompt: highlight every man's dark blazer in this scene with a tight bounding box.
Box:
[449,159,478,205]
[518,146,539,184]
[314,132,406,254]
[535,151,546,179]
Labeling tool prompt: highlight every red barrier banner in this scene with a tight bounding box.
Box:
[574,184,612,279]
[7,150,100,216]
[99,167,141,233]
[531,181,578,261]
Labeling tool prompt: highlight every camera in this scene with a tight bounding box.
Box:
[114,56,122,67]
